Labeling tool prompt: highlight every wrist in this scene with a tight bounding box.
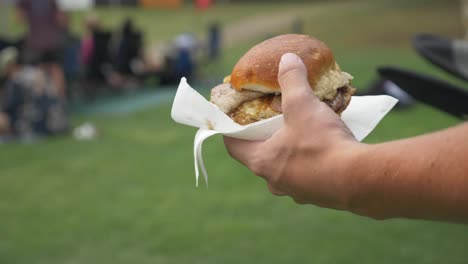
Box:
[323,139,367,212]
[344,143,397,220]
[337,142,384,218]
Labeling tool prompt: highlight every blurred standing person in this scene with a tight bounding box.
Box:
[173,33,199,81]
[16,0,66,99]
[80,14,100,70]
[207,22,221,61]
[115,18,138,76]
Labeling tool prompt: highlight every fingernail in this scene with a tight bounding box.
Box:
[281,53,300,64]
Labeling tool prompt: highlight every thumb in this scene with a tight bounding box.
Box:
[278,53,319,119]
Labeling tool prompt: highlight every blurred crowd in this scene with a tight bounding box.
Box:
[0,0,220,141]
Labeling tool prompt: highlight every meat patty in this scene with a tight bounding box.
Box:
[323,85,352,114]
[229,86,352,125]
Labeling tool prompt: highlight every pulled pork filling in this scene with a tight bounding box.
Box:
[323,85,351,113]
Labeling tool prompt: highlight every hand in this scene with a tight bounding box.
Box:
[224,53,364,210]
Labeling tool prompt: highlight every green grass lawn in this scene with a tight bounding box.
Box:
[1,1,468,264]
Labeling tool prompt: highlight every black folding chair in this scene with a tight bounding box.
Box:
[412,34,468,82]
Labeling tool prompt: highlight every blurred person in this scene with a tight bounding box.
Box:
[173,33,198,81]
[207,22,221,61]
[0,47,68,139]
[113,18,142,76]
[79,13,100,99]
[160,54,178,85]
[80,14,100,69]
[224,53,468,223]
[16,0,66,99]
[174,32,199,56]
[107,18,143,89]
[60,13,80,85]
[79,14,114,98]
[138,35,198,86]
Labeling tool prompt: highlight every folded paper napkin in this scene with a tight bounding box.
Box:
[171,78,398,186]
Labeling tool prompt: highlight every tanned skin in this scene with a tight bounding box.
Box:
[224,53,468,223]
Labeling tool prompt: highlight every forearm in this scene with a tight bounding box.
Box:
[348,123,468,222]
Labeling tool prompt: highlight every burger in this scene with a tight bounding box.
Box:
[210,34,356,125]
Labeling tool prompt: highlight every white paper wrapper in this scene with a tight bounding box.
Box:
[171,78,398,186]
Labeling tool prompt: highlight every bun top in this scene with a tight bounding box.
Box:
[229,34,352,100]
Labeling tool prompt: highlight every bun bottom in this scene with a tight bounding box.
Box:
[229,85,355,125]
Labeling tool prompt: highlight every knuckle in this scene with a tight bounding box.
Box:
[249,153,273,180]
[282,94,311,114]
[282,93,302,108]
[279,66,305,80]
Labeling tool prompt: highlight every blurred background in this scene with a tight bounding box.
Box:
[0,0,467,263]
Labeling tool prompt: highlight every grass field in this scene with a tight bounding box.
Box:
[1,1,468,264]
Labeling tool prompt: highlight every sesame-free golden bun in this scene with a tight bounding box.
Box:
[210,34,355,125]
[230,34,336,94]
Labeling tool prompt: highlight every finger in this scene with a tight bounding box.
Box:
[278,53,319,119]
[267,183,287,196]
[223,136,262,168]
